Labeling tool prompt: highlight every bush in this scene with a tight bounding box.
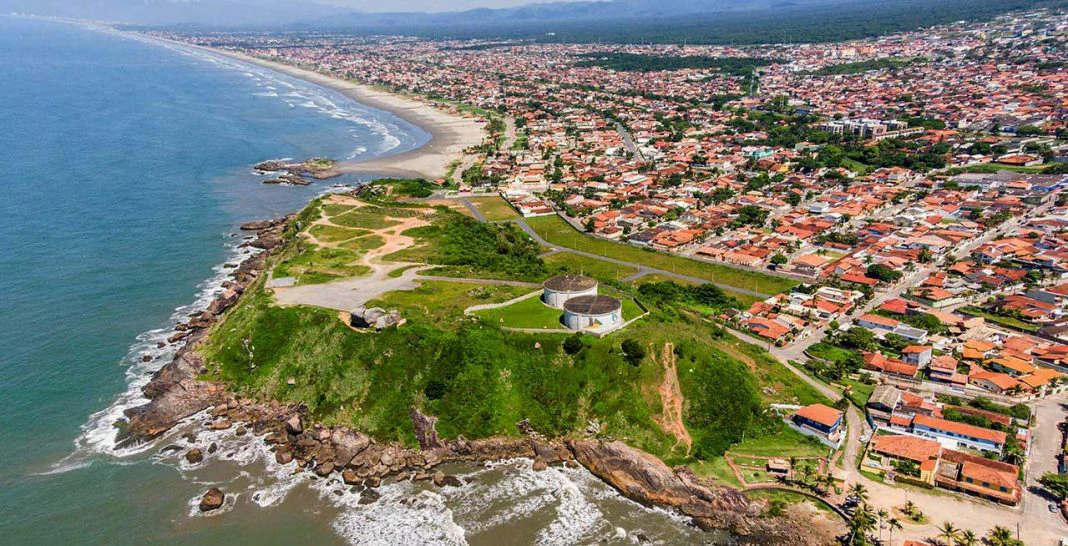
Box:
[621,338,646,366]
[563,333,584,355]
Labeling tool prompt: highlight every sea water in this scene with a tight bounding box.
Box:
[0,17,707,545]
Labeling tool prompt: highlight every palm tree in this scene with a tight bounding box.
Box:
[937,521,959,546]
[819,473,836,496]
[876,508,888,543]
[848,482,870,504]
[801,463,814,485]
[887,517,903,546]
[986,526,1016,546]
[789,456,797,481]
[903,499,916,517]
[954,529,978,546]
[847,503,877,545]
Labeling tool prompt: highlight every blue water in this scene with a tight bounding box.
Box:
[0,17,425,544]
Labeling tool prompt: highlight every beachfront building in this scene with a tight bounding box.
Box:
[909,414,1007,455]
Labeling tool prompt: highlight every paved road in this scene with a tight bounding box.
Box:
[459,197,486,222]
[615,121,643,160]
[512,218,772,299]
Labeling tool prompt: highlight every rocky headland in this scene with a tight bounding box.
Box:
[115,213,834,545]
[254,158,341,186]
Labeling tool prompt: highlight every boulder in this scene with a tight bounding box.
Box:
[349,306,404,331]
[240,220,273,231]
[275,449,293,465]
[532,458,548,472]
[185,448,204,464]
[285,415,303,435]
[199,487,225,512]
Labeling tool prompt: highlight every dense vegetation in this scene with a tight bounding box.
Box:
[401,210,548,281]
[198,197,828,464]
[575,53,778,76]
[803,57,921,76]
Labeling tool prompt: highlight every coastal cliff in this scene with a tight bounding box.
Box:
[117,209,834,545]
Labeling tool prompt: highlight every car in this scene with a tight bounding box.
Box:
[1051,503,1060,513]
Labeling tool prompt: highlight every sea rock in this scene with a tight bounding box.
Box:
[275,449,293,465]
[331,428,371,467]
[285,415,303,435]
[235,426,247,436]
[199,487,225,512]
[532,458,548,471]
[185,448,204,464]
[358,489,380,505]
[240,220,273,231]
[211,419,232,430]
[315,461,335,477]
[342,469,360,485]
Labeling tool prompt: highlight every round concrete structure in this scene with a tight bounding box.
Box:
[542,274,598,309]
[563,295,623,331]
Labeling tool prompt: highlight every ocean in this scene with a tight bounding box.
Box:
[0,17,705,545]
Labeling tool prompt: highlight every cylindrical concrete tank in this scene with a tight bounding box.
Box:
[563,295,623,331]
[542,274,598,309]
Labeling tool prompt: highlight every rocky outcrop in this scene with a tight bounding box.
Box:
[254,158,340,185]
[349,306,404,331]
[410,407,443,450]
[567,439,814,544]
[115,216,291,448]
[199,487,225,512]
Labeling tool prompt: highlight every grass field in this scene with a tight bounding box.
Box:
[475,294,565,329]
[524,215,797,295]
[368,281,531,328]
[544,252,639,282]
[468,196,520,222]
[711,334,831,406]
[730,427,830,458]
[308,224,369,243]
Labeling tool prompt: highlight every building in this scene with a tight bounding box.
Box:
[901,345,933,368]
[542,274,598,308]
[935,449,1021,505]
[562,295,623,332]
[911,414,1006,455]
[870,433,942,485]
[790,403,844,448]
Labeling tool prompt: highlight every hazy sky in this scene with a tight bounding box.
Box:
[319,0,589,12]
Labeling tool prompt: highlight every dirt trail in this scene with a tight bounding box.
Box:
[649,342,692,457]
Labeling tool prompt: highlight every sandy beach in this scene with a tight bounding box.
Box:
[173,43,486,181]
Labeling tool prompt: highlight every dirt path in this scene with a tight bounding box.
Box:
[649,342,692,457]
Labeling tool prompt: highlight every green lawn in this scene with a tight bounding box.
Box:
[807,342,859,364]
[368,281,531,328]
[273,246,370,285]
[337,234,386,253]
[475,294,566,329]
[330,211,402,230]
[308,224,369,243]
[469,196,520,222]
[730,425,830,458]
[524,215,797,295]
[692,457,742,488]
[842,158,872,175]
[544,252,639,282]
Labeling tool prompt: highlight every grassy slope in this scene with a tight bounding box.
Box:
[524,214,798,295]
[199,198,826,466]
[468,196,520,222]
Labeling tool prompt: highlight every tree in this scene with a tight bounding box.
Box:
[620,339,646,366]
[888,517,903,546]
[937,521,959,546]
[985,526,1021,546]
[847,503,876,545]
[847,482,870,504]
[771,253,788,265]
[562,333,584,355]
[955,529,978,546]
[1039,472,1068,500]
[866,263,902,283]
[838,327,876,351]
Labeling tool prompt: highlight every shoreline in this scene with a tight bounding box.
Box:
[157,37,485,181]
[116,209,829,545]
